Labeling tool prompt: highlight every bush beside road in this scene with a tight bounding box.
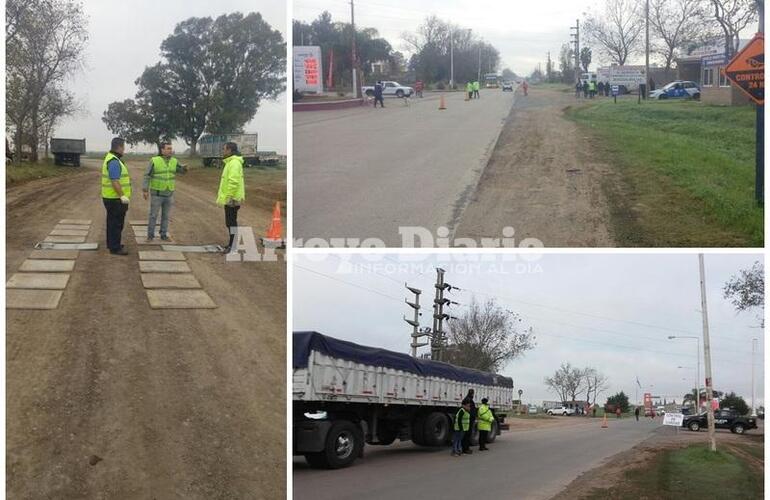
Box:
[566,100,762,247]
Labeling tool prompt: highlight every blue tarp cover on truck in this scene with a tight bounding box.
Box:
[294,331,513,388]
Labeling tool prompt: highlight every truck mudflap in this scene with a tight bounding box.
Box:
[496,413,509,431]
[294,419,332,454]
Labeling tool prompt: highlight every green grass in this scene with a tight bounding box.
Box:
[585,444,763,499]
[534,82,572,92]
[566,99,763,247]
[6,159,82,185]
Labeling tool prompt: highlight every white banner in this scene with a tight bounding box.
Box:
[663,412,685,427]
[293,46,323,93]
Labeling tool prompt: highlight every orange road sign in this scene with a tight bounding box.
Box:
[724,32,764,105]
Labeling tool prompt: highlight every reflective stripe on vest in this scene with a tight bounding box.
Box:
[149,156,177,192]
[101,152,131,199]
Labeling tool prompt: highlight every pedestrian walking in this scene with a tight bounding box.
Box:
[473,80,480,99]
[615,406,622,419]
[415,80,424,98]
[142,142,187,241]
[467,81,474,100]
[477,398,494,451]
[575,81,582,98]
[604,81,610,96]
[582,81,589,98]
[461,389,476,454]
[522,80,528,96]
[373,81,385,108]
[635,407,640,421]
[589,80,596,98]
[597,81,604,96]
[452,402,471,457]
[101,137,131,255]
[216,141,245,253]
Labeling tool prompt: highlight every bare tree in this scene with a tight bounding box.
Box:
[584,0,645,65]
[445,298,536,373]
[545,363,585,403]
[650,0,713,71]
[723,261,764,327]
[583,368,610,406]
[707,0,758,58]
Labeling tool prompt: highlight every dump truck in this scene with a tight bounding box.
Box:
[199,133,259,167]
[50,138,86,166]
[293,331,514,469]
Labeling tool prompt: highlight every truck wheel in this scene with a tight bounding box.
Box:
[316,420,363,469]
[365,90,373,97]
[732,424,745,434]
[411,414,426,446]
[688,421,700,432]
[486,419,499,443]
[422,412,450,447]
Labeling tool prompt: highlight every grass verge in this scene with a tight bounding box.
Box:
[584,443,763,499]
[6,160,81,185]
[566,99,763,246]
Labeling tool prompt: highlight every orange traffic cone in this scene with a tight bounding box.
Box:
[601,414,608,428]
[439,94,446,110]
[261,201,284,248]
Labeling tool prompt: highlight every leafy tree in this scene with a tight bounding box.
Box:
[579,47,592,72]
[606,391,630,412]
[720,392,749,415]
[559,44,576,84]
[723,261,764,327]
[445,298,535,372]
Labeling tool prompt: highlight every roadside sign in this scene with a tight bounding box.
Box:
[702,53,728,67]
[663,413,684,427]
[611,85,619,96]
[293,46,324,94]
[723,32,764,105]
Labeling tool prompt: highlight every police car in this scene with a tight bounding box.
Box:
[682,409,758,434]
[649,80,701,100]
[502,81,514,92]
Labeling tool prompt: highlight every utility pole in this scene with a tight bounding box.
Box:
[751,338,758,415]
[570,20,580,84]
[350,0,360,98]
[698,254,716,452]
[644,0,650,100]
[757,0,764,205]
[450,33,454,89]
[478,44,482,83]
[546,51,551,82]
[431,268,447,361]
[404,284,428,357]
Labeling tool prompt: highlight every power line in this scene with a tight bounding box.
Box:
[295,264,403,303]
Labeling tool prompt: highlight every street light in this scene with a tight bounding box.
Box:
[668,335,701,411]
[678,366,698,411]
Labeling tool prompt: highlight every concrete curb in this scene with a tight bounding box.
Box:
[293,98,364,112]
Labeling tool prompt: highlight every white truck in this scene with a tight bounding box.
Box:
[293,331,514,469]
[361,81,414,98]
[596,65,647,93]
[199,133,259,168]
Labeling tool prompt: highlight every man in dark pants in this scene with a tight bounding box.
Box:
[477,397,495,451]
[461,389,476,454]
[635,406,640,421]
[373,81,385,108]
[101,137,131,255]
[216,142,245,253]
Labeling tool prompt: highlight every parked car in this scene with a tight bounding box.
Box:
[649,80,701,100]
[361,81,414,98]
[683,409,757,434]
[502,81,514,92]
[528,405,538,414]
[546,406,575,416]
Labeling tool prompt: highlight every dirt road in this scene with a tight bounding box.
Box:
[455,87,614,247]
[6,158,286,499]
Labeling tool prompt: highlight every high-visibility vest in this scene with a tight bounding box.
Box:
[477,404,494,431]
[473,81,480,90]
[149,156,178,192]
[216,154,245,206]
[454,408,470,431]
[467,82,473,92]
[101,152,131,199]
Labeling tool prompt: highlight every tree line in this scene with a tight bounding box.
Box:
[544,0,759,84]
[104,12,285,155]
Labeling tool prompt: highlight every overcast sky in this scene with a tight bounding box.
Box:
[294,0,759,76]
[294,253,765,408]
[56,0,286,154]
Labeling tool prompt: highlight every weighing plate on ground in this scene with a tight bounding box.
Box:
[19,259,75,272]
[6,289,64,309]
[6,273,70,289]
[146,290,216,309]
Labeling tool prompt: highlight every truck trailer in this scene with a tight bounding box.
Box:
[199,133,259,168]
[293,331,514,469]
[50,138,86,166]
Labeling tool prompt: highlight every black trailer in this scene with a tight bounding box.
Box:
[51,138,86,166]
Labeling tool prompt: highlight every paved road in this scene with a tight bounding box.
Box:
[293,417,661,500]
[294,90,515,247]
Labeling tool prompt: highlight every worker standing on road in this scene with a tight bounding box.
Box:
[616,406,622,418]
[142,142,187,241]
[452,402,471,457]
[477,398,494,451]
[635,406,640,421]
[461,389,476,454]
[522,80,528,96]
[473,80,480,99]
[101,137,131,256]
[216,141,245,253]
[415,80,424,98]
[597,81,604,96]
[575,81,582,98]
[589,80,596,98]
[466,81,474,100]
[373,81,385,108]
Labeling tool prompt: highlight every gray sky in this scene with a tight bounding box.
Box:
[57,0,286,154]
[294,253,765,408]
[294,0,759,76]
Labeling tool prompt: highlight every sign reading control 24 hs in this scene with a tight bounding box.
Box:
[724,33,764,105]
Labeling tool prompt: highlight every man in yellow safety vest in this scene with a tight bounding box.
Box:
[216,141,245,253]
[477,397,495,451]
[142,142,187,241]
[101,137,131,255]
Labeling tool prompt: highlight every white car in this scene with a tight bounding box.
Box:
[361,81,414,98]
[528,405,538,414]
[649,80,701,100]
[502,81,514,92]
[547,406,575,416]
